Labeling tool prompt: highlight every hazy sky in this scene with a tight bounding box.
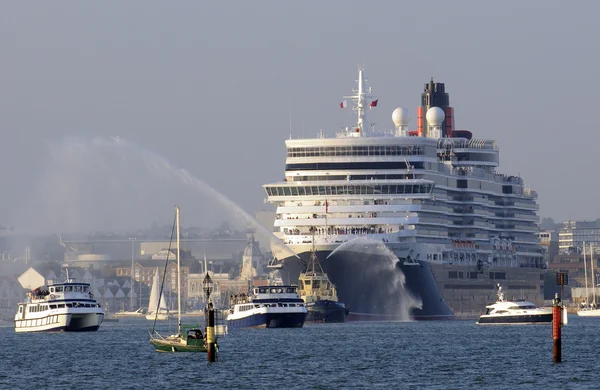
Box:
[1,1,598,233]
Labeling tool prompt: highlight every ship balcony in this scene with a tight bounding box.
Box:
[281,230,416,246]
[275,204,422,214]
[275,216,420,227]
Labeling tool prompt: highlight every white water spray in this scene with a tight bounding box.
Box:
[328,236,422,320]
[22,136,298,259]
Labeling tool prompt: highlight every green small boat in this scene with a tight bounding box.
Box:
[149,207,209,353]
[150,324,207,353]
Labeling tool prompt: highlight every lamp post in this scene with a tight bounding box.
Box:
[129,237,136,310]
[203,272,216,362]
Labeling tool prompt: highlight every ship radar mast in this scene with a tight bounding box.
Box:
[343,66,376,137]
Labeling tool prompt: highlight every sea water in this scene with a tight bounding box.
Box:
[1,316,600,389]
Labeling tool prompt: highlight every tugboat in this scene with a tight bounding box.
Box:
[298,231,349,323]
[476,284,552,325]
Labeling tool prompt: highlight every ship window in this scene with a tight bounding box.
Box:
[65,286,72,292]
[50,287,54,293]
[304,280,311,285]
[58,304,65,308]
[74,286,82,292]
[287,288,295,293]
[298,187,306,196]
[19,306,23,313]
[50,305,57,309]
[55,287,63,292]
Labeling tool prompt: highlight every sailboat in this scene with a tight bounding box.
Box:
[150,206,207,352]
[298,230,348,323]
[146,267,170,320]
[577,242,600,317]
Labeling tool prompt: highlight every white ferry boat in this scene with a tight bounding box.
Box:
[477,284,552,325]
[226,286,307,328]
[264,68,545,320]
[14,274,104,332]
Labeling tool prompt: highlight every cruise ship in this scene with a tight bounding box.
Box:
[264,68,545,320]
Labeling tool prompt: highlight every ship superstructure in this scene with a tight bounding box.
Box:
[263,68,545,319]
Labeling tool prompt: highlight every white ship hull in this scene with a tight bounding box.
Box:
[576,309,600,317]
[146,312,171,321]
[15,309,104,333]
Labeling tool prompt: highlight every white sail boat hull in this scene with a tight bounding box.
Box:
[577,308,600,317]
[146,312,171,321]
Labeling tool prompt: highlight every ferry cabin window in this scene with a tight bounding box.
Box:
[74,286,82,292]
[50,287,55,293]
[65,286,73,292]
[83,286,89,292]
[55,286,63,292]
[287,288,295,293]
[259,288,266,294]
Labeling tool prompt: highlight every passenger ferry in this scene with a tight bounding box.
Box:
[14,272,104,332]
[264,68,545,320]
[226,286,307,328]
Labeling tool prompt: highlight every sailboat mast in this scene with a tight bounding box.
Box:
[584,240,589,306]
[176,206,181,334]
[311,228,316,274]
[592,243,596,306]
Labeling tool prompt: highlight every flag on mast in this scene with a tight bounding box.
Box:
[370,99,378,107]
[340,100,347,108]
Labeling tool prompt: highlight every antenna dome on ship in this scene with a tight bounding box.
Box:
[392,107,409,126]
[425,106,445,126]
